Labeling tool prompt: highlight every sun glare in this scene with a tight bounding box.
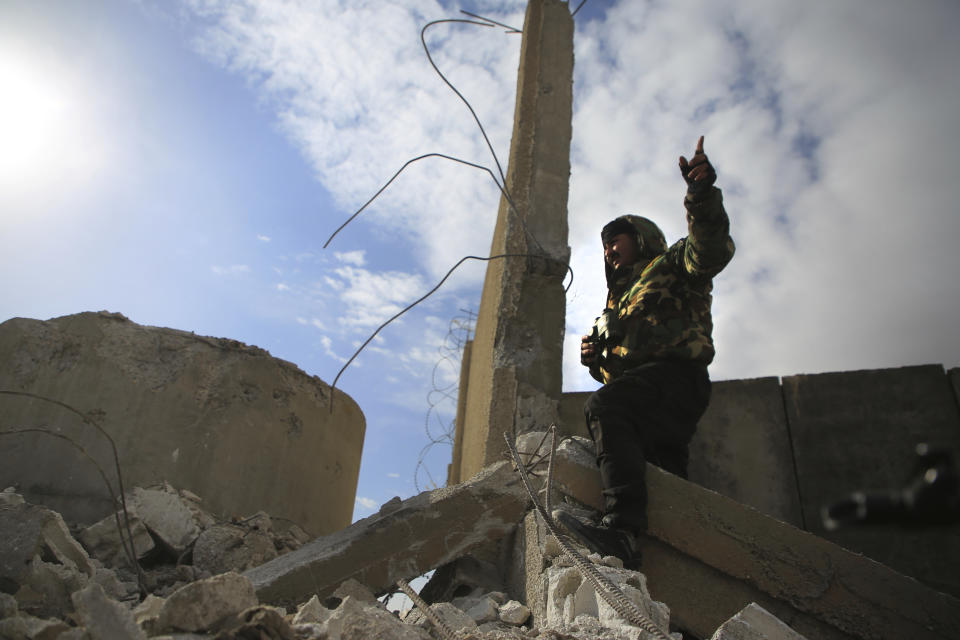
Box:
[0,56,71,188]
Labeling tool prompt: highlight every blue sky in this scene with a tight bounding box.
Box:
[3,0,960,521]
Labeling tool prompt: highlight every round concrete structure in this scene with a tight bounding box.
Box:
[0,311,364,536]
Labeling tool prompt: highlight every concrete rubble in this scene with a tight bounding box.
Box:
[709,603,808,640]
[0,451,813,640]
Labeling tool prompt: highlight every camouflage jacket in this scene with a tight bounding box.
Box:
[589,187,735,383]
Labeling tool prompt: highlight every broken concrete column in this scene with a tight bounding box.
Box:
[246,460,529,608]
[452,0,573,483]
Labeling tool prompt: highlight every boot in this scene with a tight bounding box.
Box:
[553,509,640,567]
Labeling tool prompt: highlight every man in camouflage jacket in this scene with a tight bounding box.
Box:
[562,137,735,561]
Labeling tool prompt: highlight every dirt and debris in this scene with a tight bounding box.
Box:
[0,465,802,640]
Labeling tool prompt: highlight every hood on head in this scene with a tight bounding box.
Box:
[602,215,667,285]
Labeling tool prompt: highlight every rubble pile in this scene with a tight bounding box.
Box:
[0,479,795,640]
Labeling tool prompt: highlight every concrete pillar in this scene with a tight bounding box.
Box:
[455,0,573,483]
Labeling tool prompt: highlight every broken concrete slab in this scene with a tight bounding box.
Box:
[499,599,531,625]
[323,595,433,640]
[245,460,529,607]
[514,430,603,511]
[0,614,70,640]
[192,523,277,575]
[14,555,91,620]
[331,577,378,605]
[133,593,166,633]
[463,594,499,624]
[71,582,147,640]
[79,510,154,567]
[216,605,298,640]
[544,563,671,636]
[541,435,960,640]
[131,487,199,555]
[406,601,478,635]
[0,487,25,507]
[154,571,258,633]
[641,464,960,640]
[711,603,809,640]
[292,595,331,626]
[0,592,17,617]
[0,502,94,591]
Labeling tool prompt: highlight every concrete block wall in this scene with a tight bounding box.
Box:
[555,364,960,598]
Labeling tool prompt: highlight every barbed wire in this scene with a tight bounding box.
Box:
[414,310,476,491]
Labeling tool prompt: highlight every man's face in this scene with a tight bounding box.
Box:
[604,233,639,270]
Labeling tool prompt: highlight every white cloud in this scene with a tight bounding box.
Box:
[257,234,271,242]
[329,265,428,330]
[183,0,524,282]
[185,0,960,386]
[334,250,366,266]
[355,496,378,510]
[387,472,400,479]
[319,334,347,363]
[567,0,960,382]
[275,283,289,291]
[210,264,250,276]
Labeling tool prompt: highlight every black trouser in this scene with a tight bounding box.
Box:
[584,360,711,532]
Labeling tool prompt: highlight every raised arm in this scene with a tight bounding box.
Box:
[678,136,735,278]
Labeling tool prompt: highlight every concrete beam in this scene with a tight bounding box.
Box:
[550,456,959,639]
[644,464,960,640]
[562,377,805,529]
[245,461,528,608]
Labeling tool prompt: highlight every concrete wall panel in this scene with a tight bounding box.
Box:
[557,391,591,440]
[690,377,803,527]
[782,365,960,596]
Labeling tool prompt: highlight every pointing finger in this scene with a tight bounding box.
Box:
[696,135,705,155]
